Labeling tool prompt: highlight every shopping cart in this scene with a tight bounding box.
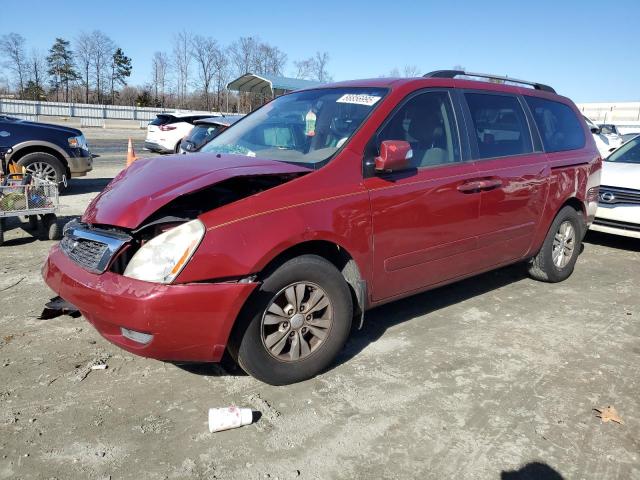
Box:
[0,146,62,245]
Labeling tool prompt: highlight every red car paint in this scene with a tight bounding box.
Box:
[43,76,601,363]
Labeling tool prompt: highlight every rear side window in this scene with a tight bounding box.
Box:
[524,97,585,152]
[465,93,533,159]
[150,115,173,126]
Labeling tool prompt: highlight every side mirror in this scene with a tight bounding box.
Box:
[375,140,413,173]
[590,126,601,134]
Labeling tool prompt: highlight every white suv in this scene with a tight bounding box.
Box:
[144,112,212,154]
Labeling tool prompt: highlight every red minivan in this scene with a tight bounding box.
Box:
[43,71,601,385]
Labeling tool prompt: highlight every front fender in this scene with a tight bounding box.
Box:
[176,188,373,285]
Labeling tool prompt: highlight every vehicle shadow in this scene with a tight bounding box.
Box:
[583,230,640,252]
[501,461,564,479]
[174,263,529,380]
[64,177,113,195]
[335,263,528,367]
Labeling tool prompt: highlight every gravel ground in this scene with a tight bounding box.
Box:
[0,129,639,479]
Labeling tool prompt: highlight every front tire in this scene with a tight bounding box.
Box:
[528,206,584,282]
[234,255,353,385]
[16,152,66,188]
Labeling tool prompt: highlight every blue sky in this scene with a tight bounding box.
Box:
[1,0,637,102]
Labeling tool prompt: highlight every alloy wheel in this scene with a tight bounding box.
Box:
[24,162,57,182]
[260,282,333,362]
[552,220,576,268]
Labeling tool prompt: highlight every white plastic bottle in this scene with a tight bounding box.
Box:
[208,407,253,433]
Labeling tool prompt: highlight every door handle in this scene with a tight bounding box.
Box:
[457,178,503,193]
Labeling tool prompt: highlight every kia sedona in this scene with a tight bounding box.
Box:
[43,70,601,385]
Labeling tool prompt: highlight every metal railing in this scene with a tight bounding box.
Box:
[0,98,216,123]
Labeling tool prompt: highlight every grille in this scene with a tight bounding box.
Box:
[61,236,109,272]
[59,222,132,274]
[598,185,640,205]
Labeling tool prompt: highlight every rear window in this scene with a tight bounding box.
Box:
[525,97,585,152]
[465,93,533,159]
[150,115,173,126]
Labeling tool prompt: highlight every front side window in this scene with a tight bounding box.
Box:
[465,93,533,159]
[525,96,585,152]
[376,91,460,167]
[201,87,387,166]
[606,136,640,163]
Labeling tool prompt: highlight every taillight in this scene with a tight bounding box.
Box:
[159,125,176,131]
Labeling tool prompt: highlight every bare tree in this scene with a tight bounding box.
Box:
[313,52,331,82]
[229,36,259,75]
[293,58,315,80]
[190,35,219,110]
[75,32,93,103]
[403,65,421,77]
[151,51,169,106]
[294,51,332,82]
[172,31,192,107]
[212,48,231,111]
[0,32,28,95]
[90,30,115,104]
[27,49,48,100]
[119,85,139,106]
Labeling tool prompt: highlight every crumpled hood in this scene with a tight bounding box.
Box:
[82,153,311,229]
[600,161,640,190]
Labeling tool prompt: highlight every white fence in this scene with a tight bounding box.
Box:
[0,98,212,123]
[577,102,640,131]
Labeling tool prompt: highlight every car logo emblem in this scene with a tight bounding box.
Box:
[600,191,615,203]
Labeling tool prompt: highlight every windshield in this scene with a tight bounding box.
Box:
[187,124,221,146]
[201,87,387,166]
[606,136,640,163]
[600,124,618,135]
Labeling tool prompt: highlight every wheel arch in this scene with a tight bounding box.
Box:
[8,142,70,176]
[256,240,367,323]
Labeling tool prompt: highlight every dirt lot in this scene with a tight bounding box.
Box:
[1,129,639,479]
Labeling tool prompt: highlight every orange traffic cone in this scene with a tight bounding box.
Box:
[126,138,137,167]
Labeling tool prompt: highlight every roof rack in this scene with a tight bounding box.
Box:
[423,70,556,94]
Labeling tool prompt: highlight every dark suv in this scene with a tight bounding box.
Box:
[43,71,601,385]
[0,115,92,186]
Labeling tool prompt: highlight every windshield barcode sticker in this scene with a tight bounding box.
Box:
[336,94,382,106]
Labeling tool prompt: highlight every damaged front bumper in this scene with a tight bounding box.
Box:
[42,245,258,362]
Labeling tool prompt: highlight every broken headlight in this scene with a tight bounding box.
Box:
[123,219,205,283]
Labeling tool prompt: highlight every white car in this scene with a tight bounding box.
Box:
[591,135,640,238]
[584,116,623,157]
[144,112,212,154]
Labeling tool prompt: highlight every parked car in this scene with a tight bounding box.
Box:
[584,116,622,157]
[179,115,244,154]
[590,134,640,238]
[144,112,212,154]
[0,115,92,187]
[43,70,601,385]
[599,123,624,150]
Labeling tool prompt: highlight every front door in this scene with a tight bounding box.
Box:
[364,90,484,302]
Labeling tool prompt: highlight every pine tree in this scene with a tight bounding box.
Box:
[110,47,132,104]
[47,38,78,102]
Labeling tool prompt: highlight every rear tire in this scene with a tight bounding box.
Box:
[528,206,584,283]
[233,255,353,385]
